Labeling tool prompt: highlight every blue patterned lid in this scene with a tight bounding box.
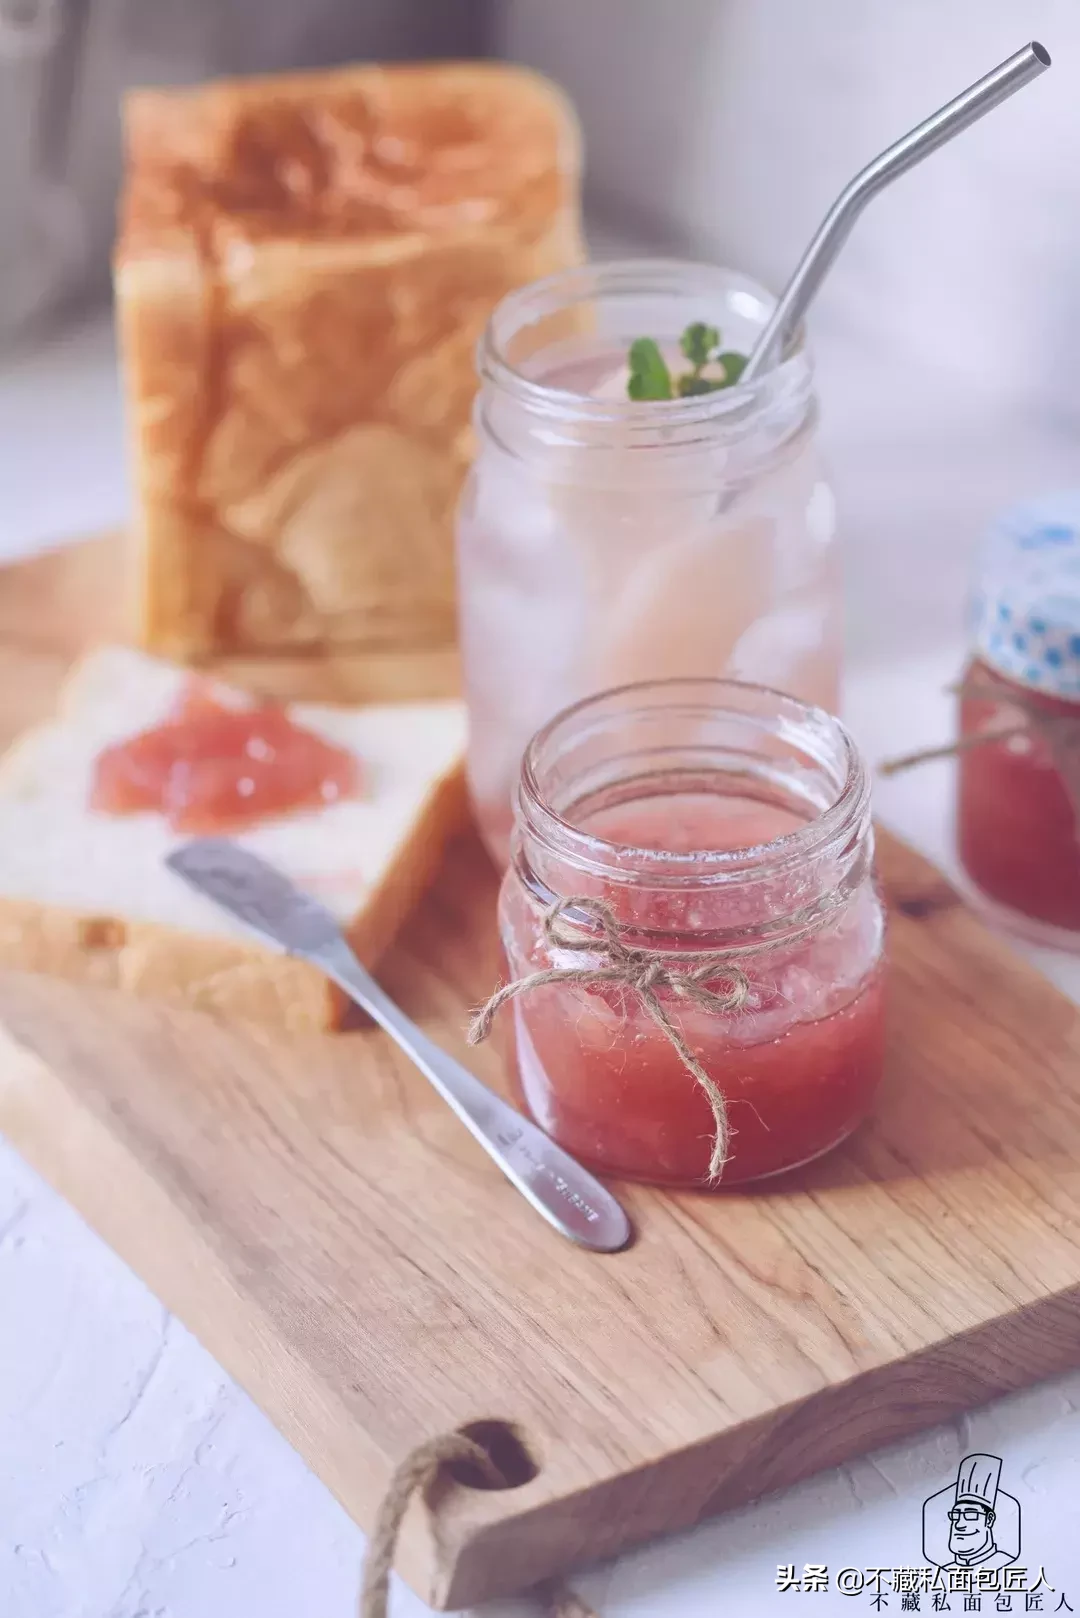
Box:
[972,492,1080,698]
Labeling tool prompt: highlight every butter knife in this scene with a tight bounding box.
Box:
[166,840,632,1253]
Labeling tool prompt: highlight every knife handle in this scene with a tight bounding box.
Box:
[314,938,632,1254]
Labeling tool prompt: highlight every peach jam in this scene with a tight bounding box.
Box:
[92,679,359,834]
[496,679,887,1188]
[956,494,1080,947]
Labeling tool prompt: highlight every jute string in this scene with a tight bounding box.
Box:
[880,675,1080,831]
[359,1432,597,1618]
[468,894,750,1180]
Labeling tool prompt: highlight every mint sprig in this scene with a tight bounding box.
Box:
[627,322,747,401]
[626,338,674,401]
[680,321,719,369]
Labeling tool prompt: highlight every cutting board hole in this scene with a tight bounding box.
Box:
[450,1420,539,1490]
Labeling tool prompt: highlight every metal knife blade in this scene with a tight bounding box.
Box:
[166,839,341,957]
[166,837,633,1253]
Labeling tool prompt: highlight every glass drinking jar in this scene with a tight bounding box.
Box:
[456,259,841,865]
[493,678,887,1189]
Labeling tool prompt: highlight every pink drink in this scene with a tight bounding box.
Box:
[456,263,842,863]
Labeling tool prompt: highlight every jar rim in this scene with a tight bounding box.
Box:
[478,258,811,445]
[517,676,869,892]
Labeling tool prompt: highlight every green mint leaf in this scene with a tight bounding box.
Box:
[627,337,673,401]
[717,351,748,386]
[680,322,721,369]
[676,373,721,396]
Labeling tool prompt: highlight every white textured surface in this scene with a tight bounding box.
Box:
[3,289,1080,1615]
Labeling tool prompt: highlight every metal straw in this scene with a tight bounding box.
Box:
[743,40,1052,382]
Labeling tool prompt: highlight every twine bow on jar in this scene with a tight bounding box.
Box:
[468,895,750,1181]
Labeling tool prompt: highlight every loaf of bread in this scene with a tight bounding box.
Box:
[114,62,583,665]
[0,646,467,1031]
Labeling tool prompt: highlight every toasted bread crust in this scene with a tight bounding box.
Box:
[114,62,584,664]
[0,761,467,1032]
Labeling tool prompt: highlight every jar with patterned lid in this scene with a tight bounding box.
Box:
[957,493,1080,946]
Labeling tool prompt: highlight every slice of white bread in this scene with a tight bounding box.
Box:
[0,646,467,1030]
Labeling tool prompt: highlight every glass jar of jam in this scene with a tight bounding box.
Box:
[956,494,1080,947]
[492,678,887,1188]
[456,260,842,866]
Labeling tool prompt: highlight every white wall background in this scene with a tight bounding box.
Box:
[0,0,487,345]
[497,0,1079,426]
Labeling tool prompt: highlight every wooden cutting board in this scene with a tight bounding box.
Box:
[1,534,1080,1611]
